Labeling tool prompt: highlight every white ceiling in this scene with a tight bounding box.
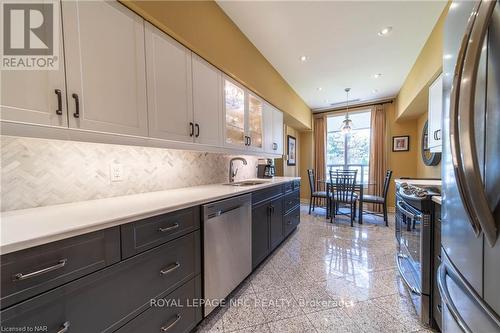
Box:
[217,1,447,111]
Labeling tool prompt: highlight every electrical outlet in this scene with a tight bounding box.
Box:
[109,163,123,182]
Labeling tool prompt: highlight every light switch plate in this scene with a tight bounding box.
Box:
[109,163,123,182]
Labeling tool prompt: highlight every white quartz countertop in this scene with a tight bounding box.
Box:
[0,177,300,255]
[394,178,442,186]
[432,196,442,205]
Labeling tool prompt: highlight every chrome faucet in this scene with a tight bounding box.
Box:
[229,157,248,183]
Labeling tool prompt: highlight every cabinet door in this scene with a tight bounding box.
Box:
[428,73,443,152]
[1,12,67,128]
[269,197,284,250]
[224,78,246,148]
[262,102,274,153]
[272,108,284,155]
[252,202,270,269]
[62,1,148,137]
[247,93,264,151]
[145,22,193,142]
[192,55,222,146]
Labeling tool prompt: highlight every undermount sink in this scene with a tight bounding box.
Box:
[224,180,269,186]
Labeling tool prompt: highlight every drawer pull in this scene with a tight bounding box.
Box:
[160,314,181,332]
[158,223,180,233]
[57,321,70,333]
[13,259,67,281]
[287,220,292,225]
[160,262,180,276]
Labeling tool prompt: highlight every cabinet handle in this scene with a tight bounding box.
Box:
[287,220,292,225]
[248,137,252,146]
[195,123,200,138]
[158,223,179,233]
[55,89,63,115]
[160,314,181,332]
[272,143,277,150]
[189,122,194,137]
[57,321,70,333]
[160,262,180,276]
[72,93,80,118]
[435,129,441,140]
[13,259,67,281]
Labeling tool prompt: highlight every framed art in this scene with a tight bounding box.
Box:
[287,135,296,166]
[392,136,409,152]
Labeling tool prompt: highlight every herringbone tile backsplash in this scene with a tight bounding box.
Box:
[1,136,259,212]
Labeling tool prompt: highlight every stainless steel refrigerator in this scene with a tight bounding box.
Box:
[439,0,500,332]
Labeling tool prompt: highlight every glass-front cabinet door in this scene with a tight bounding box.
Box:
[224,79,246,147]
[247,93,263,150]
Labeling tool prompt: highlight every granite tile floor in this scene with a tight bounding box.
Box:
[195,204,435,333]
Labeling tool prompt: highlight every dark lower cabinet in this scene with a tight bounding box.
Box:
[284,206,300,237]
[1,231,201,333]
[116,276,202,333]
[252,202,271,269]
[252,181,300,269]
[269,196,284,251]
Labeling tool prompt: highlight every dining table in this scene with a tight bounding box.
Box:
[319,179,376,224]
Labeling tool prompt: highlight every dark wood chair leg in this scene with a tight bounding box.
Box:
[312,197,316,211]
[330,199,334,223]
[350,203,354,227]
[309,196,312,214]
[383,203,388,226]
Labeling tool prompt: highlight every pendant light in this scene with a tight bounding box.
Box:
[341,88,353,134]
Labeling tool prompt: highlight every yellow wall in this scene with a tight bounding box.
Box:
[299,131,314,200]
[416,113,441,179]
[283,125,300,177]
[385,102,419,206]
[396,3,450,120]
[120,0,311,130]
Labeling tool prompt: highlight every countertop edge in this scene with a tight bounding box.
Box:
[1,177,301,255]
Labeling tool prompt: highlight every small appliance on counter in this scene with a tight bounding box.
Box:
[257,159,275,178]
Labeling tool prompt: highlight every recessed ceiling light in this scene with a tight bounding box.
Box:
[444,54,453,59]
[317,87,323,91]
[300,55,308,62]
[373,73,383,79]
[324,99,329,103]
[377,26,393,36]
[372,89,378,94]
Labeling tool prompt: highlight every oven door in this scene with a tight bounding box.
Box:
[396,197,423,295]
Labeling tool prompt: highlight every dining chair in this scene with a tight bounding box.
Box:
[307,169,329,214]
[360,170,393,226]
[329,169,358,226]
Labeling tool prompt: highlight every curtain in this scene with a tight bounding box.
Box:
[368,105,386,212]
[314,116,326,196]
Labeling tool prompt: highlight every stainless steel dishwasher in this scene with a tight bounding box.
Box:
[202,194,252,316]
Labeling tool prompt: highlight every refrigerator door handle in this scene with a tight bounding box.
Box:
[438,252,500,332]
[450,0,497,246]
[437,263,473,333]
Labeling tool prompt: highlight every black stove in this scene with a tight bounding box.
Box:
[397,182,440,212]
[395,181,440,326]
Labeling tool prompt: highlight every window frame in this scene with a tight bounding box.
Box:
[326,110,371,184]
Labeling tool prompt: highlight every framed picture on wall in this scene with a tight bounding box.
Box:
[392,135,410,152]
[287,135,297,166]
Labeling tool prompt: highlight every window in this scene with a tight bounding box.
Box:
[326,110,371,184]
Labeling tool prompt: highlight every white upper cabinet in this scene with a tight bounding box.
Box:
[428,73,443,152]
[192,55,222,146]
[263,102,284,155]
[145,22,193,142]
[246,93,264,152]
[62,1,148,137]
[272,107,284,155]
[224,78,246,149]
[263,102,274,153]
[1,12,68,128]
